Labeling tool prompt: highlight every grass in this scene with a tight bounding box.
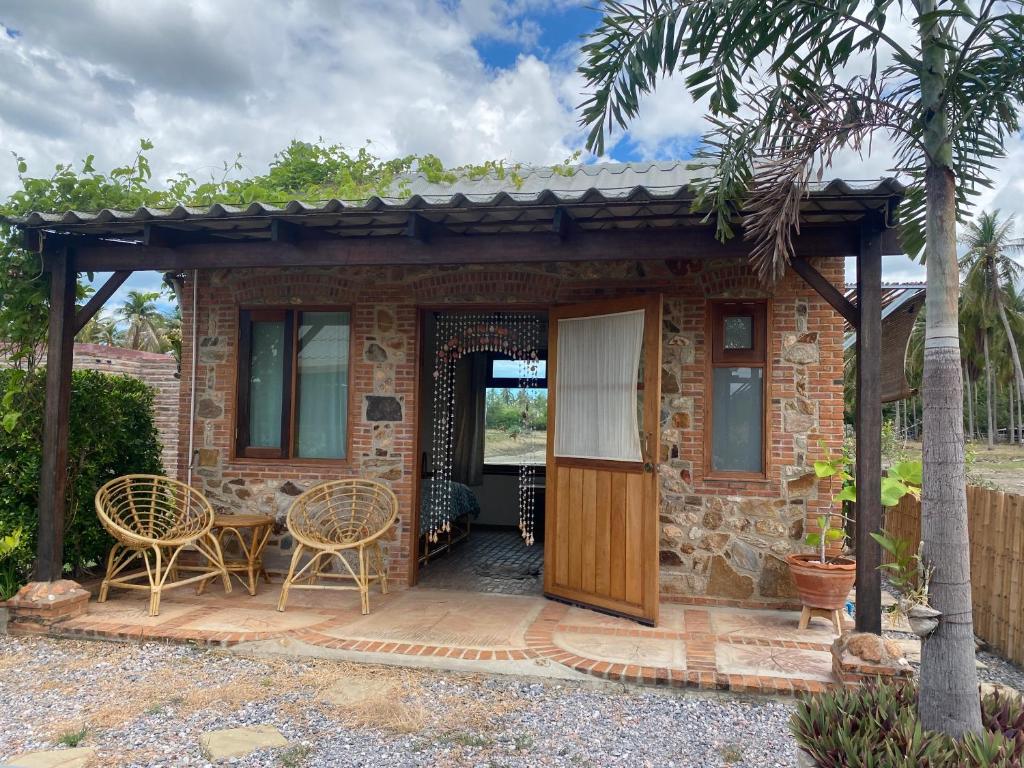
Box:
[513,733,534,751]
[278,744,313,767]
[440,730,492,748]
[484,428,546,465]
[56,726,88,747]
[719,743,744,763]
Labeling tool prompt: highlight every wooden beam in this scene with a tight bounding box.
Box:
[405,213,433,243]
[73,270,132,335]
[35,248,77,582]
[270,218,303,243]
[855,218,883,634]
[552,207,575,240]
[790,256,860,328]
[62,225,863,273]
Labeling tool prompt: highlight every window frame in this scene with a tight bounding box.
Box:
[234,306,353,464]
[704,300,770,480]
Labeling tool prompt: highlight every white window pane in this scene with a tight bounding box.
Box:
[249,320,285,448]
[712,367,763,472]
[554,309,644,461]
[296,311,350,459]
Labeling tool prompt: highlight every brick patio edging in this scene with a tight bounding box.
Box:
[42,598,839,697]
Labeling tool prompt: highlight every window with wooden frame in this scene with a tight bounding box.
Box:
[236,308,351,460]
[707,301,768,476]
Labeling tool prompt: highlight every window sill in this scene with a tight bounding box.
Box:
[703,472,771,483]
[228,456,355,469]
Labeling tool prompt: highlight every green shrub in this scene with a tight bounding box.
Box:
[0,369,163,584]
[792,680,1024,767]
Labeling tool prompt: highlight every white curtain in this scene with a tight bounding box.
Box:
[554,309,644,461]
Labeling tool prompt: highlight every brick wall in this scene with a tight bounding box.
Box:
[177,258,845,604]
[71,344,180,477]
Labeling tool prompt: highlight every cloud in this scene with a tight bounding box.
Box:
[0,0,584,195]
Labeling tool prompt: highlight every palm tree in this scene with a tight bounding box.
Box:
[960,211,1024,445]
[578,0,1023,736]
[76,312,120,346]
[115,290,167,352]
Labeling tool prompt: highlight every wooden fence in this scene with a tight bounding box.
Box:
[883,486,1024,666]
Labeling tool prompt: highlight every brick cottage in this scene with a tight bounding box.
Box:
[10,162,901,628]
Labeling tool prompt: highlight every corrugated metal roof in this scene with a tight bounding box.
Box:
[5,161,905,242]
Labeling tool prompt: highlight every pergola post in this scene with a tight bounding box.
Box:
[855,219,883,634]
[35,247,77,582]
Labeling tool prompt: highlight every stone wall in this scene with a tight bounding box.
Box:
[177,257,844,603]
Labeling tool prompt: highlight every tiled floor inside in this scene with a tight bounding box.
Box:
[417,527,544,595]
[54,575,845,696]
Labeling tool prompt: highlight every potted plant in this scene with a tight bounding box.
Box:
[786,450,922,623]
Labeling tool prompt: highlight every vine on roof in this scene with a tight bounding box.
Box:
[0,138,580,433]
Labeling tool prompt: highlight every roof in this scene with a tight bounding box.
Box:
[6,161,905,243]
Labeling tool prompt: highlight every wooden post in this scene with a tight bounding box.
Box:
[34,248,77,582]
[856,220,883,633]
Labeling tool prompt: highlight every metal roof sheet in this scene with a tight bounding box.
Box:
[4,161,905,242]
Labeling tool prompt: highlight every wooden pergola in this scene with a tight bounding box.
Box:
[10,180,904,633]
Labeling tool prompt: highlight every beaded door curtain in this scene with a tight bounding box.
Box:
[428,312,541,545]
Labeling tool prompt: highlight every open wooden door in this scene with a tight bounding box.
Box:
[543,295,662,625]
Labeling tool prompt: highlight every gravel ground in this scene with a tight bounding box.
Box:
[0,635,799,768]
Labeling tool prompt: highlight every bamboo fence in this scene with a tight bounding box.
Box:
[882,486,1024,666]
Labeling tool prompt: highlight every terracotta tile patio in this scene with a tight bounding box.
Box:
[52,581,847,696]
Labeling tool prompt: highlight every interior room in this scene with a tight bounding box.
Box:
[415,310,548,595]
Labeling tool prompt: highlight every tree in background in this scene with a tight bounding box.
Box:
[960,211,1024,445]
[115,290,172,353]
[578,0,1024,736]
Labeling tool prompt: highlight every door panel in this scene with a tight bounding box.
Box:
[543,295,662,624]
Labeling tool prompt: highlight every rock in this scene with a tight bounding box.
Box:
[659,550,684,566]
[758,555,797,599]
[200,726,288,760]
[671,411,690,429]
[365,342,388,362]
[365,395,403,422]
[6,748,96,768]
[662,370,679,394]
[786,471,818,495]
[782,341,819,365]
[727,540,760,573]
[321,677,395,706]
[197,448,219,468]
[706,555,754,599]
[279,481,304,496]
[197,398,222,419]
[980,682,1023,705]
[844,632,905,665]
[703,510,724,530]
[376,308,395,333]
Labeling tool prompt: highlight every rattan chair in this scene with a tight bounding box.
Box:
[277,479,397,615]
[95,475,232,616]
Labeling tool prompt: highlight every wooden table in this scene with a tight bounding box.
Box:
[202,513,275,596]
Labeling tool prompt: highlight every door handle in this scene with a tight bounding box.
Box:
[640,431,654,473]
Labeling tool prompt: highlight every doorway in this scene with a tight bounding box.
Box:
[415,310,548,596]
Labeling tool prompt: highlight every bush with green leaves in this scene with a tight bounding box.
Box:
[792,680,1024,767]
[0,368,162,586]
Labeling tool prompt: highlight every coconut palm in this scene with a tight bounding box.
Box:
[115,290,167,352]
[76,312,121,346]
[577,0,1024,736]
[961,212,1024,439]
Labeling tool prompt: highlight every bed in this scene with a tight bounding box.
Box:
[418,478,481,563]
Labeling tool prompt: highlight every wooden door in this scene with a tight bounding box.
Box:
[543,295,662,625]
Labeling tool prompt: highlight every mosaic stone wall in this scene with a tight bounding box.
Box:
[176,257,844,603]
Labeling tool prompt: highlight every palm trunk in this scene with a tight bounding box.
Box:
[917,0,982,737]
[997,302,1024,443]
[964,363,976,440]
[1018,383,1023,446]
[984,333,995,448]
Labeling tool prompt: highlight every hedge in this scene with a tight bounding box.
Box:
[0,368,163,582]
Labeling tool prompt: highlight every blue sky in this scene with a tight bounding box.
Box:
[7,0,1020,308]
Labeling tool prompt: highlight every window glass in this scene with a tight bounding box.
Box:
[723,315,754,349]
[491,359,547,380]
[484,387,547,465]
[248,320,286,448]
[296,311,350,459]
[711,366,763,473]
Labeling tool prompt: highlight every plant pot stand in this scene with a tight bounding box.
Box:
[798,606,845,634]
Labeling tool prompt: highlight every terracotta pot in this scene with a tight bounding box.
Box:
[785,553,857,610]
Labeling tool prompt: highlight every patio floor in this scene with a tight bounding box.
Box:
[54,580,845,696]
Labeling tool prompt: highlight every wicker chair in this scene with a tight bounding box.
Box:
[95,475,232,616]
[278,479,397,615]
